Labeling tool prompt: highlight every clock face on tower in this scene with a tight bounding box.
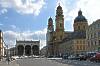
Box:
[59,20,62,23]
[48,26,53,32]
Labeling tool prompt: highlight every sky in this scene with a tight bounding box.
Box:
[0,0,100,49]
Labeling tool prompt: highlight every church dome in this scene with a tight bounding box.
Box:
[74,10,87,23]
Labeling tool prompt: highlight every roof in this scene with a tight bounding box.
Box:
[62,31,86,42]
[16,40,40,43]
[74,10,87,23]
[48,17,53,22]
[57,4,62,10]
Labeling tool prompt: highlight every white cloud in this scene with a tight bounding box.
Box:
[56,0,100,31]
[0,0,45,15]
[40,40,46,49]
[77,0,100,24]
[0,23,3,26]
[0,9,7,15]
[10,25,17,29]
[3,28,47,49]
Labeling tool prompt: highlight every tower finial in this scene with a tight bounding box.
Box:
[78,9,82,16]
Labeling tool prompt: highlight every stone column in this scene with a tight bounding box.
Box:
[23,45,25,56]
[31,45,33,55]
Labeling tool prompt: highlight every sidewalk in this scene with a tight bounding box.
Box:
[0,60,19,66]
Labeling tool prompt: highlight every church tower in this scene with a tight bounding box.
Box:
[47,17,54,42]
[74,10,88,32]
[47,17,54,33]
[46,17,54,56]
[55,4,64,41]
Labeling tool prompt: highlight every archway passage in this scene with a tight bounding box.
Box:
[25,45,31,56]
[32,45,39,55]
[17,45,24,56]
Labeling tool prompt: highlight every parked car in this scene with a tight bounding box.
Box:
[90,52,100,62]
[81,52,96,61]
[95,52,100,62]
[68,55,76,60]
[47,55,53,58]
[79,55,87,61]
[62,55,68,59]
[89,55,95,62]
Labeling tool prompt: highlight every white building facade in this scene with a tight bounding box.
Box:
[86,19,100,52]
[16,40,40,56]
[0,30,4,60]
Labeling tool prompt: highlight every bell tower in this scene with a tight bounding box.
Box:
[47,17,54,42]
[47,17,54,33]
[55,4,64,41]
[46,17,54,56]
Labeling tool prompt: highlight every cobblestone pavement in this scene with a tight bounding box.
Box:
[0,60,19,66]
[16,58,72,66]
[55,59,100,66]
[1,58,100,66]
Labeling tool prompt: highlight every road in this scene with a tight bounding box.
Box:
[1,58,100,66]
[0,59,19,66]
[16,58,69,66]
[56,59,100,66]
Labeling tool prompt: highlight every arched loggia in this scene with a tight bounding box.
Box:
[25,45,31,56]
[32,45,39,55]
[17,45,24,56]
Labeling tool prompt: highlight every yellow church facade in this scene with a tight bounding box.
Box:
[46,4,88,56]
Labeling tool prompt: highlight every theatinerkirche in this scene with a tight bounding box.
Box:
[46,4,88,56]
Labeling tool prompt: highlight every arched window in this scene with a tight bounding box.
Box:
[78,26,80,30]
[60,23,62,27]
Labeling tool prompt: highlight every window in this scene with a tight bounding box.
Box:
[82,46,84,50]
[77,40,79,44]
[60,36,62,40]
[80,41,82,44]
[77,46,79,50]
[83,26,85,29]
[91,41,93,46]
[60,23,62,27]
[96,24,98,28]
[78,26,80,30]
[99,40,100,45]
[95,41,96,45]
[88,41,90,46]
[83,41,85,44]
[98,32,100,37]
[79,46,81,50]
[91,34,92,38]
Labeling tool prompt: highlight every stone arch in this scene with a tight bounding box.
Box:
[25,45,31,56]
[32,45,39,55]
[17,45,24,56]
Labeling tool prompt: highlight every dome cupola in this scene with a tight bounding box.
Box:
[74,10,87,23]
